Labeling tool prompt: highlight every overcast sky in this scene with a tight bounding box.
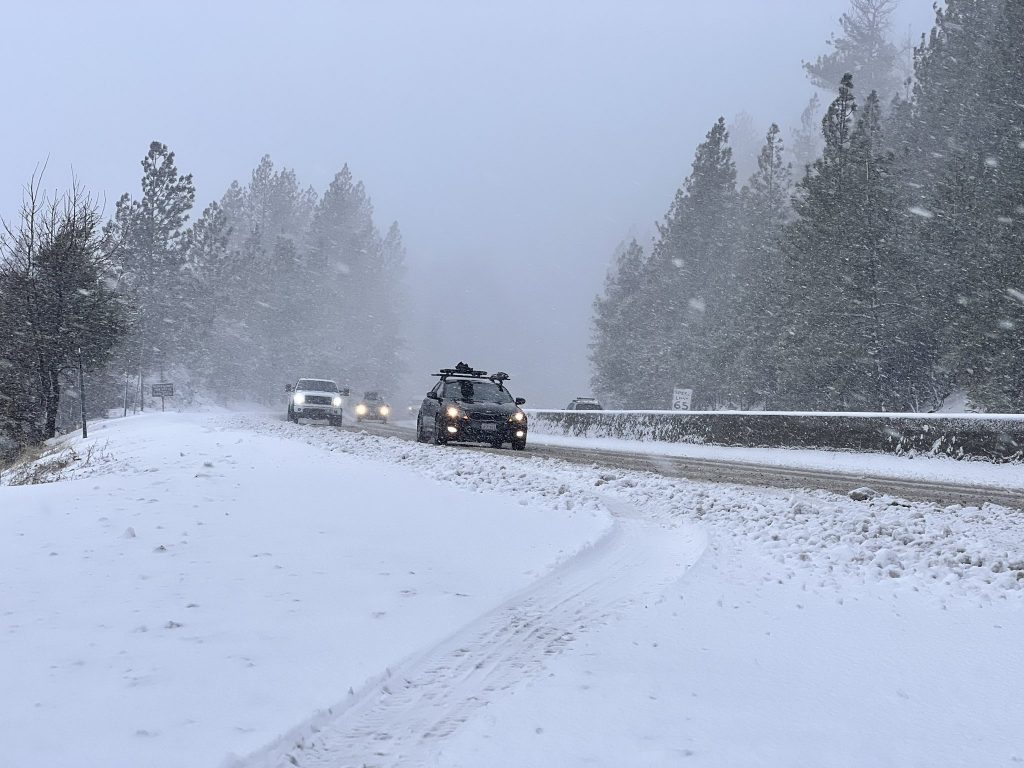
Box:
[1,1,938,407]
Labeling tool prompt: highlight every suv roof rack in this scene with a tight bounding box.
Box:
[433,361,488,379]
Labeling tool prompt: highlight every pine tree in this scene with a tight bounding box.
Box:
[105,142,196,380]
[728,111,761,185]
[180,201,233,391]
[805,0,905,104]
[777,75,860,409]
[590,239,646,407]
[790,94,825,174]
[646,117,739,408]
[903,0,1022,410]
[728,123,793,407]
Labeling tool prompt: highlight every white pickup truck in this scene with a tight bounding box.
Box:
[285,378,350,425]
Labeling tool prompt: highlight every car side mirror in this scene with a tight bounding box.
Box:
[340,387,351,397]
[285,384,293,392]
[515,397,526,406]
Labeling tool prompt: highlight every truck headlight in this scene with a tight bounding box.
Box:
[511,411,525,422]
[355,404,368,415]
[293,393,305,405]
[446,406,461,418]
[379,406,390,416]
[332,396,343,407]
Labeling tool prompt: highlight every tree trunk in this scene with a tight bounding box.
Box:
[43,368,61,439]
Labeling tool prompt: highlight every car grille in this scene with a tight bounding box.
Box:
[304,395,333,406]
[469,411,502,422]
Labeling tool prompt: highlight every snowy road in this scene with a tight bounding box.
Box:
[345,420,1024,510]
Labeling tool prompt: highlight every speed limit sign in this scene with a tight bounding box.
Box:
[672,388,693,411]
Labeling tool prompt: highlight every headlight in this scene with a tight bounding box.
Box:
[355,404,368,415]
[511,411,525,422]
[293,393,305,405]
[379,406,390,416]
[332,396,343,407]
[446,406,461,418]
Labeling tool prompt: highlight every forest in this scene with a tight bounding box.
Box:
[592,0,1023,412]
[0,150,405,457]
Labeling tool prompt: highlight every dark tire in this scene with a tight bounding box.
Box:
[416,417,428,443]
[511,438,526,451]
[329,417,342,427]
[431,417,448,446]
[288,407,298,424]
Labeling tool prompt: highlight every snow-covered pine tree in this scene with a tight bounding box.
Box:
[728,111,762,186]
[777,74,859,409]
[105,142,196,382]
[651,118,740,408]
[306,165,400,393]
[804,0,905,105]
[790,94,824,175]
[903,0,1022,411]
[727,123,793,408]
[590,238,647,408]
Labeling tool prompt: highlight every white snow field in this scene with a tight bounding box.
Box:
[3,410,1023,767]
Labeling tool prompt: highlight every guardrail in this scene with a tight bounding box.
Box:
[525,410,1024,463]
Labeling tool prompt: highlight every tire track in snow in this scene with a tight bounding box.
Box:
[222,425,705,768]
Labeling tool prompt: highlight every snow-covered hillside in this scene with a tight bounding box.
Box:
[3,411,1022,767]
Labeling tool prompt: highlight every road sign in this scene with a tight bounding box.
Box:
[151,383,174,398]
[671,387,693,411]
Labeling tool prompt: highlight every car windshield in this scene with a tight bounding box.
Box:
[574,402,602,410]
[363,391,381,401]
[443,379,513,404]
[297,379,338,392]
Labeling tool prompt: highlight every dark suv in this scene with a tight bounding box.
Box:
[416,363,528,450]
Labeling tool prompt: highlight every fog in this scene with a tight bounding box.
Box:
[0,0,937,407]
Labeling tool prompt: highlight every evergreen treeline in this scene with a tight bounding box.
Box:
[592,0,1023,413]
[1,146,406,459]
[106,146,405,404]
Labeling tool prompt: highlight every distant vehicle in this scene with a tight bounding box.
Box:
[566,397,604,411]
[416,362,528,450]
[355,391,391,423]
[285,378,349,425]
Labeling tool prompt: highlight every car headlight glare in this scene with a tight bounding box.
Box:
[511,411,525,422]
[356,404,368,415]
[332,396,343,407]
[446,406,461,418]
[379,406,390,415]
[293,393,305,405]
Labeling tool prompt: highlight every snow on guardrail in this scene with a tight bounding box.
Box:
[525,410,1024,462]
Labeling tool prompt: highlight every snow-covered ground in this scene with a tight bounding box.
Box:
[528,427,1024,490]
[3,410,1023,767]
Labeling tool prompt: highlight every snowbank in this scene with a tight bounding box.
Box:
[528,408,1024,461]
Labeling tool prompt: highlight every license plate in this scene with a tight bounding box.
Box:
[480,422,497,432]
